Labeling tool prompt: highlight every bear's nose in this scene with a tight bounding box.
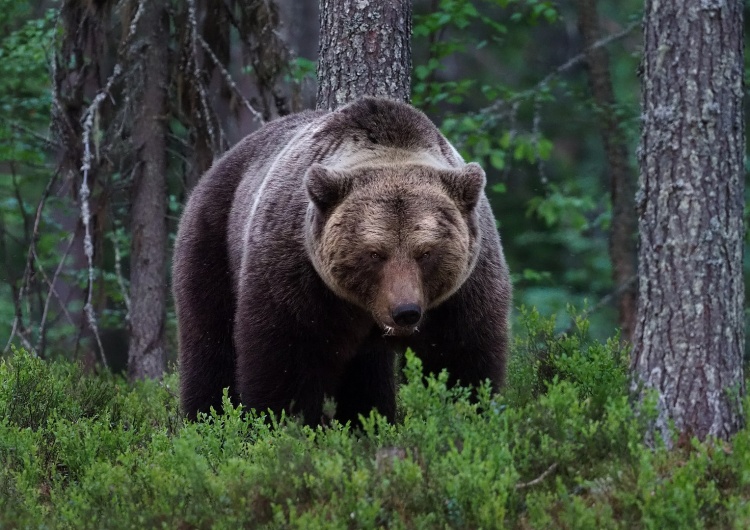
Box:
[392,303,422,326]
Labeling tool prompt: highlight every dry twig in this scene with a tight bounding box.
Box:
[515,463,558,490]
[479,19,640,122]
[4,169,60,355]
[187,0,222,154]
[35,234,77,356]
[78,65,123,370]
[559,275,638,338]
[197,34,265,124]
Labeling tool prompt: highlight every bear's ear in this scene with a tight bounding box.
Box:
[440,162,486,212]
[305,164,353,212]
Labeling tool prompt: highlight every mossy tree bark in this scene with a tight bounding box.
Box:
[632,0,745,442]
[127,0,170,380]
[316,0,412,110]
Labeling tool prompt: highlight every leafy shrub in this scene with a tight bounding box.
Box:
[1,312,750,528]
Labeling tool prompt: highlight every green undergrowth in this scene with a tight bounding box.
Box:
[2,309,750,529]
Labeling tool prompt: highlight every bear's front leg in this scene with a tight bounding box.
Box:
[411,251,510,393]
[334,328,398,425]
[233,330,343,425]
[232,282,355,426]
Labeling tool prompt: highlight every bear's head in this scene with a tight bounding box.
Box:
[304,162,486,336]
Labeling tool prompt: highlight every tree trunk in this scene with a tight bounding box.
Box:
[53,0,112,366]
[576,0,637,342]
[278,0,319,109]
[632,0,745,442]
[317,0,412,110]
[127,0,169,380]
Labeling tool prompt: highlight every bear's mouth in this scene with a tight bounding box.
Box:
[371,306,423,337]
[380,322,420,337]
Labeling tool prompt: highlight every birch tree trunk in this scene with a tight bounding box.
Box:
[317,0,412,110]
[632,0,745,442]
[127,0,169,380]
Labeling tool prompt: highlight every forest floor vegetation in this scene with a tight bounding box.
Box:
[1,309,749,529]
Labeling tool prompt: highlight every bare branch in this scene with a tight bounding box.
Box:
[196,33,265,124]
[78,66,123,370]
[10,166,31,241]
[515,463,558,490]
[10,122,60,149]
[479,19,640,120]
[186,0,221,154]
[560,275,638,338]
[4,266,34,355]
[110,230,131,318]
[35,234,77,356]
[4,298,37,355]
[122,0,146,51]
[4,170,60,355]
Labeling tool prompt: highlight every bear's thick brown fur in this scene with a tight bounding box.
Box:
[173,97,511,425]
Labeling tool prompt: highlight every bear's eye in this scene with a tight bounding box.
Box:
[370,252,384,261]
[417,251,431,262]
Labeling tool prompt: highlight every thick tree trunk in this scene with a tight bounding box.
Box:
[127,0,169,380]
[53,1,112,365]
[240,0,294,119]
[576,0,637,342]
[632,0,745,442]
[317,0,412,110]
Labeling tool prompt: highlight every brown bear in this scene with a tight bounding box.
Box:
[173,97,511,425]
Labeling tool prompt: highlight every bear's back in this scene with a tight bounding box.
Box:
[180,110,324,247]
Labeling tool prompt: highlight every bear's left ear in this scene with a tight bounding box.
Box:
[305,164,354,212]
[440,162,486,212]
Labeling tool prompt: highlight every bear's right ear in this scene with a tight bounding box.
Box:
[305,164,353,212]
[440,162,487,213]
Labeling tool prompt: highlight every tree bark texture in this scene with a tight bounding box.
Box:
[127,0,169,380]
[240,0,294,119]
[632,0,745,441]
[317,0,412,110]
[576,0,637,342]
[53,1,112,366]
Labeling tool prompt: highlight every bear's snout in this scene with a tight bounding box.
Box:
[376,259,424,334]
[391,303,422,326]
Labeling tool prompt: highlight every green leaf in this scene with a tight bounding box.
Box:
[491,182,507,193]
[490,152,506,170]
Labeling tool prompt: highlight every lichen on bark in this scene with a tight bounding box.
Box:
[316,0,412,110]
[632,0,745,442]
